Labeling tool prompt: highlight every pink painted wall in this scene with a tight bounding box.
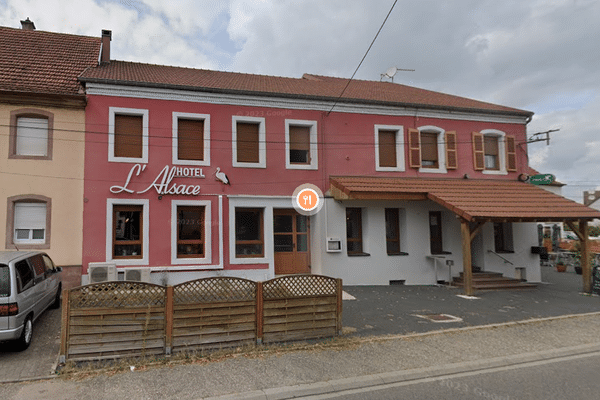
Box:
[82,93,528,273]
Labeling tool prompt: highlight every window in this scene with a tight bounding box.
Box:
[6,195,51,250]
[375,125,404,171]
[235,208,264,257]
[385,208,404,255]
[346,208,364,255]
[408,127,456,172]
[109,107,149,163]
[113,205,143,259]
[106,199,149,265]
[286,120,318,170]
[15,260,34,293]
[171,200,211,264]
[232,116,266,168]
[494,222,514,253]
[9,109,53,160]
[429,211,449,255]
[472,130,517,174]
[173,112,210,165]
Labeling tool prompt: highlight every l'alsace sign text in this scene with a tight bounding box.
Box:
[110,164,205,196]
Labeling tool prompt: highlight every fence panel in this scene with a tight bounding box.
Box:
[64,282,166,361]
[261,275,340,343]
[171,277,257,353]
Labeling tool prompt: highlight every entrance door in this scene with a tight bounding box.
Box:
[274,209,310,274]
[429,211,444,254]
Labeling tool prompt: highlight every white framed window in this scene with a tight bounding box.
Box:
[108,107,149,163]
[6,195,51,250]
[172,112,210,166]
[171,200,211,265]
[232,116,266,168]
[106,199,149,265]
[285,119,318,170]
[375,124,404,171]
[481,129,507,175]
[417,126,446,173]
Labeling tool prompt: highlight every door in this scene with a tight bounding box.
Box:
[429,211,444,254]
[274,209,310,274]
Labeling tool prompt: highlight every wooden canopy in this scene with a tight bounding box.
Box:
[330,176,600,294]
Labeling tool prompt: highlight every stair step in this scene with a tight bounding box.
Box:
[452,271,537,290]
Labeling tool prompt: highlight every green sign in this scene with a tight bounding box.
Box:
[529,174,555,185]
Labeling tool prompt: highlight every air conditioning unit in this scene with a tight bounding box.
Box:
[123,268,151,283]
[88,262,117,283]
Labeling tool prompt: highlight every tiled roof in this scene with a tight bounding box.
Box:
[0,26,101,96]
[79,60,533,117]
[329,176,600,222]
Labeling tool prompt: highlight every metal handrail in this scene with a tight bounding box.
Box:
[487,250,514,265]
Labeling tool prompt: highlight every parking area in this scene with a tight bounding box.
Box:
[1,265,599,382]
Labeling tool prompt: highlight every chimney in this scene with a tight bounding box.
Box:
[100,29,112,63]
[20,17,36,30]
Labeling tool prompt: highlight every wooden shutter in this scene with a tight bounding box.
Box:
[378,130,397,168]
[506,135,517,172]
[114,114,143,158]
[178,118,204,161]
[472,131,484,171]
[445,131,458,170]
[236,122,260,163]
[408,128,421,168]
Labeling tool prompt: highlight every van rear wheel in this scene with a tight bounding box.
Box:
[16,316,33,351]
[51,285,61,309]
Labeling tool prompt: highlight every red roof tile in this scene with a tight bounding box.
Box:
[329,176,600,222]
[79,60,533,117]
[0,26,101,96]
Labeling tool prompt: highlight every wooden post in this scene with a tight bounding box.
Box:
[58,288,70,364]
[256,281,263,344]
[461,219,474,296]
[165,285,174,355]
[580,221,591,293]
[336,278,343,335]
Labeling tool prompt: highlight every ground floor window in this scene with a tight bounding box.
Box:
[494,222,514,253]
[385,208,401,255]
[113,204,143,259]
[176,205,205,258]
[346,207,363,255]
[6,195,51,249]
[235,208,264,257]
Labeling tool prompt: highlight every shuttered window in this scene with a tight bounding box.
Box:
[506,135,517,172]
[14,202,46,243]
[16,117,49,156]
[114,114,143,158]
[177,118,204,161]
[378,130,397,168]
[484,135,500,170]
[420,132,439,168]
[236,122,260,163]
[445,131,458,170]
[472,132,485,171]
[289,125,310,164]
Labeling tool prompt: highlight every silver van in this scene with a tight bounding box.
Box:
[0,251,62,350]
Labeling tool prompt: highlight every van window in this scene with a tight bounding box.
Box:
[29,254,46,277]
[42,254,56,273]
[0,265,9,297]
[15,260,34,293]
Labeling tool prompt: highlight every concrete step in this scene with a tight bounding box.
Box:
[452,272,537,290]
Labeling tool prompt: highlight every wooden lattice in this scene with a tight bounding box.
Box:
[69,282,166,308]
[262,274,337,299]
[173,277,256,304]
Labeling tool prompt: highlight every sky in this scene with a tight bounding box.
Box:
[1,0,599,202]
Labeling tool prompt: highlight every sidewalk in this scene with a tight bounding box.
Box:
[2,313,600,400]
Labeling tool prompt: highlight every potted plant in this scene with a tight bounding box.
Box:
[556,260,567,272]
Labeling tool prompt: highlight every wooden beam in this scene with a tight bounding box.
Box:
[580,220,591,293]
[470,221,486,242]
[461,219,474,296]
[565,221,584,241]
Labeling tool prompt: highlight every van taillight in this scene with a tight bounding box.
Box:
[0,303,18,316]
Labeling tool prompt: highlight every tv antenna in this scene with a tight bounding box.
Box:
[380,66,415,82]
[527,128,559,145]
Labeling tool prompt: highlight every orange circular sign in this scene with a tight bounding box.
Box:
[296,188,319,212]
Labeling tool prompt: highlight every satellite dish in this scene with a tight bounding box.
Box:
[385,66,398,78]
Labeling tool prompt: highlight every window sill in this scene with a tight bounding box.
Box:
[495,250,515,254]
[387,252,409,256]
[431,251,452,255]
[347,252,371,257]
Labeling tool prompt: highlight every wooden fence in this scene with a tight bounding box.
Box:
[59,275,342,362]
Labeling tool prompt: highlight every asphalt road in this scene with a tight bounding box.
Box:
[312,351,600,400]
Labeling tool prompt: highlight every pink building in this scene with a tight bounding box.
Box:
[78,46,599,288]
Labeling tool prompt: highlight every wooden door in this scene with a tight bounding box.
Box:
[274,209,310,274]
